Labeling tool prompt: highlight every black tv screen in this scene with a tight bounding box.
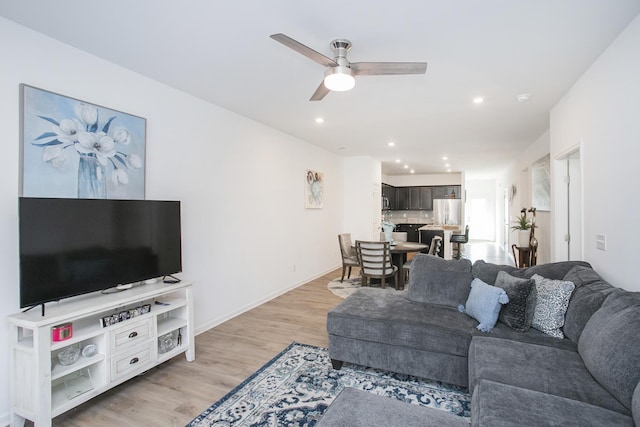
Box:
[19,197,182,308]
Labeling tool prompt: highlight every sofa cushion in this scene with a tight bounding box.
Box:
[530,274,575,338]
[563,265,616,343]
[459,278,508,332]
[471,379,634,427]
[327,287,476,357]
[407,270,473,308]
[579,292,640,411]
[407,254,473,308]
[472,322,578,352]
[318,387,470,427]
[472,259,591,285]
[633,381,640,426]
[468,336,629,414]
[470,260,518,285]
[495,271,536,332]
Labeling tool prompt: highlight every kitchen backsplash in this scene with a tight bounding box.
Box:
[383,210,433,224]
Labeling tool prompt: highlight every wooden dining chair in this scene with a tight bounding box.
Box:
[403,236,442,282]
[355,240,398,290]
[338,233,359,282]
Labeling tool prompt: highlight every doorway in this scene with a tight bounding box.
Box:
[554,147,583,260]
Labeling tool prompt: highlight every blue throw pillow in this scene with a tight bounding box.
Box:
[458,278,509,332]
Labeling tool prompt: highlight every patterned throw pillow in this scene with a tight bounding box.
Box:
[495,271,537,332]
[530,274,575,338]
[458,278,509,332]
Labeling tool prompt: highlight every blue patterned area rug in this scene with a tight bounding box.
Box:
[186,342,470,426]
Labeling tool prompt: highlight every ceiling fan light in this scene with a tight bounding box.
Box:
[324,67,355,92]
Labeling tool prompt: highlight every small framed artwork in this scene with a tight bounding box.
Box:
[20,84,146,199]
[305,169,323,209]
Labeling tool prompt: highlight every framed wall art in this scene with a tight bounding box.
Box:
[20,84,146,199]
[305,169,323,209]
[531,154,550,211]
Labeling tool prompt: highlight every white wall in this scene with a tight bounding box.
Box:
[550,14,640,291]
[342,156,382,241]
[0,17,345,422]
[502,130,552,264]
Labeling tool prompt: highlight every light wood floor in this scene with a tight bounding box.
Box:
[50,241,511,427]
[51,269,345,427]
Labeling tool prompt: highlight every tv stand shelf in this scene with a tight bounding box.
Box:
[7,281,194,427]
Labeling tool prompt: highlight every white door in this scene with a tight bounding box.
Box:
[567,151,583,260]
[554,148,583,260]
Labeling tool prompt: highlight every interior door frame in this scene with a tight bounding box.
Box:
[552,143,584,261]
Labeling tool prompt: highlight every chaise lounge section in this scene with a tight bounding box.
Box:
[325,254,640,426]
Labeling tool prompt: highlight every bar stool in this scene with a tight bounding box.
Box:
[450,225,469,259]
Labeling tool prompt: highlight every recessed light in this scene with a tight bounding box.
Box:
[445,163,450,167]
[442,156,448,161]
[447,169,452,172]
[388,141,395,147]
[315,117,324,124]
[395,159,401,163]
[516,93,531,103]
[403,164,409,169]
[473,97,484,104]
[410,169,415,174]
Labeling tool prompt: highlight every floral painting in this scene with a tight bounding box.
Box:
[305,169,323,208]
[20,84,146,199]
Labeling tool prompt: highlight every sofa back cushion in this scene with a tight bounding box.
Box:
[407,254,472,308]
[563,266,616,343]
[578,291,640,411]
[471,260,591,285]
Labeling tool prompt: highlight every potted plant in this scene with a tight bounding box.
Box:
[511,213,532,247]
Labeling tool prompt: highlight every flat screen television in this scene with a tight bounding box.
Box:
[19,197,182,309]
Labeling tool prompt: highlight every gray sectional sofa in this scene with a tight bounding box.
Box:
[324,254,640,426]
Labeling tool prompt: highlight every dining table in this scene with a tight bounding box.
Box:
[390,241,428,288]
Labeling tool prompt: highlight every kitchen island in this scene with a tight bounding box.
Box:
[418,224,461,260]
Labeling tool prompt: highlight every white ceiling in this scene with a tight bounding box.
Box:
[2,1,639,177]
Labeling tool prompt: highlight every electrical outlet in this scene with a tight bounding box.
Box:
[596,234,606,251]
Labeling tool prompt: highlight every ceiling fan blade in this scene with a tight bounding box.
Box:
[351,62,428,76]
[310,81,330,101]
[270,33,338,68]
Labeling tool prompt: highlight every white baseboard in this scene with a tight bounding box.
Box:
[194,265,340,336]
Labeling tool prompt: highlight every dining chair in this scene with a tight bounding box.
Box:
[356,240,398,290]
[450,225,470,259]
[338,233,359,282]
[403,235,442,282]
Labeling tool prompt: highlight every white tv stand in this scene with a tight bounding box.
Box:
[7,281,194,427]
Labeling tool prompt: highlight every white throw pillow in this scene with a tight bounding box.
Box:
[530,274,575,338]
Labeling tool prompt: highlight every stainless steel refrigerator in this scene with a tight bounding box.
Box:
[433,199,462,225]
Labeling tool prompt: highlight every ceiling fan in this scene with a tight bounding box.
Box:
[270,33,428,101]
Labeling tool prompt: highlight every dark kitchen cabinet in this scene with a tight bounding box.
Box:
[432,185,461,200]
[408,187,421,210]
[395,187,410,210]
[395,223,427,242]
[381,183,395,210]
[419,187,433,210]
[394,186,432,210]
